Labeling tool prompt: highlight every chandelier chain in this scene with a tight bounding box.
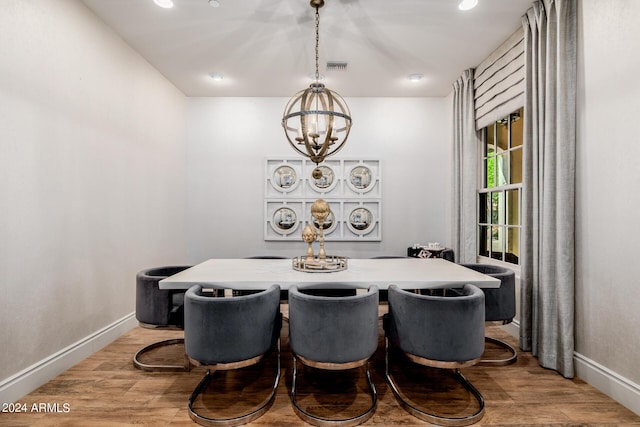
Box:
[314,6,320,82]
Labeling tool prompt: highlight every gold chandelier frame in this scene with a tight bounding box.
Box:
[282,0,352,169]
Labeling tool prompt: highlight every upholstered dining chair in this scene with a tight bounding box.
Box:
[288,285,379,427]
[133,265,192,372]
[439,248,455,262]
[384,284,486,426]
[461,263,518,365]
[184,284,282,427]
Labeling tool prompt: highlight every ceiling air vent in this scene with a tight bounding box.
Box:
[326,61,348,71]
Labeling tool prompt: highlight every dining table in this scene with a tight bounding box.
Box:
[158,258,500,291]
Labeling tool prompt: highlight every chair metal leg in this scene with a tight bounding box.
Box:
[479,336,518,366]
[291,354,377,427]
[385,338,485,427]
[187,340,281,426]
[133,338,189,372]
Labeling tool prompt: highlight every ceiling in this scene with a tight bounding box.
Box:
[81,0,532,98]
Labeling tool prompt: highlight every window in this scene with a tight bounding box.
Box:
[478,108,523,264]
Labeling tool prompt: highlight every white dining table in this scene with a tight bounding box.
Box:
[159,258,500,291]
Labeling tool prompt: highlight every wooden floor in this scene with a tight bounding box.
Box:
[2,309,639,426]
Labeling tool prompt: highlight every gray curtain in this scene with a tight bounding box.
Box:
[520,0,577,378]
[452,69,479,263]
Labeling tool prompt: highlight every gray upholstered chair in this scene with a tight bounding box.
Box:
[439,248,455,262]
[133,265,192,372]
[288,285,379,427]
[384,284,485,426]
[461,263,518,365]
[184,284,282,426]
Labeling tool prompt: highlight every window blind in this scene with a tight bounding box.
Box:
[474,28,525,130]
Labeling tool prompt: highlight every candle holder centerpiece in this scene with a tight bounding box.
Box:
[292,199,348,272]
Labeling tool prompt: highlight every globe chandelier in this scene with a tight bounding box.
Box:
[282,0,352,179]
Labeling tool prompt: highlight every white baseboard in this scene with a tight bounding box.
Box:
[574,352,640,416]
[500,319,521,338]
[499,321,640,417]
[0,313,137,404]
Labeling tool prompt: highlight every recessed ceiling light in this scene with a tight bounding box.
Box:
[153,0,174,9]
[407,74,423,82]
[209,73,224,81]
[458,0,478,11]
[209,0,221,7]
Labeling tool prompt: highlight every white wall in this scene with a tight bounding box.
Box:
[575,0,640,389]
[0,0,188,391]
[187,97,450,262]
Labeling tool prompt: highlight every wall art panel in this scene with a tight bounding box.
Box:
[264,158,381,241]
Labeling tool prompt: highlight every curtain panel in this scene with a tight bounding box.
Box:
[520,0,577,378]
[452,69,479,264]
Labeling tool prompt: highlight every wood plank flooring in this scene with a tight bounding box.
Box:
[2,308,639,426]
